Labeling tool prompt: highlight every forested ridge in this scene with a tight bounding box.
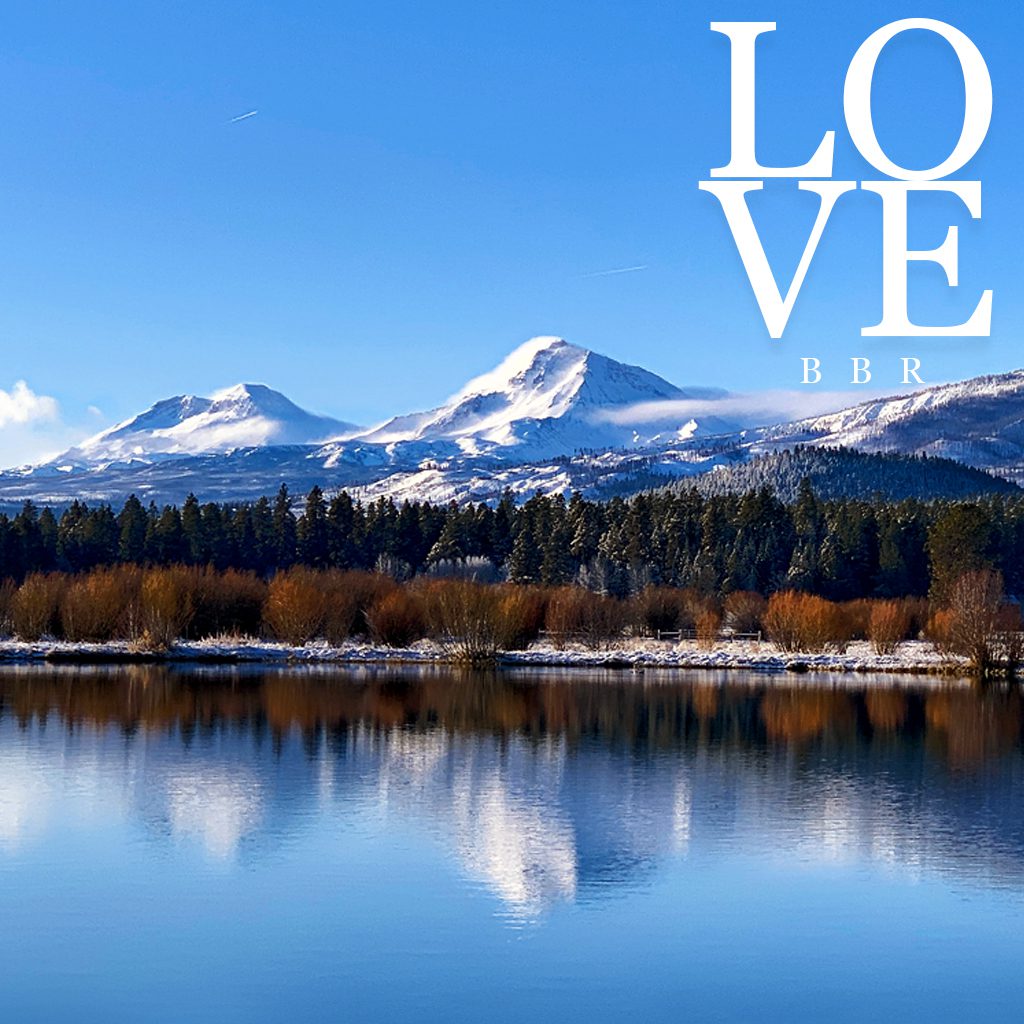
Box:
[0,479,1021,602]
[679,446,1020,503]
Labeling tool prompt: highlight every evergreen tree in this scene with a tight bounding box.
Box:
[118,495,149,564]
[927,502,994,601]
[298,486,330,568]
[250,496,275,574]
[786,479,824,591]
[148,505,186,564]
[13,501,44,574]
[181,494,203,563]
[271,484,297,570]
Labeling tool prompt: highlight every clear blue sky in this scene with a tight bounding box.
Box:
[0,0,1019,459]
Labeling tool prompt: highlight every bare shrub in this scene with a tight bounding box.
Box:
[321,571,396,644]
[264,568,328,646]
[677,588,708,631]
[425,579,504,663]
[868,599,913,655]
[723,591,767,635]
[191,568,267,639]
[12,573,66,641]
[763,591,851,653]
[139,567,198,650]
[903,597,930,639]
[630,586,685,636]
[545,586,624,650]
[945,569,1008,675]
[60,567,141,642]
[494,585,547,650]
[367,588,427,647]
[695,607,723,649]
[924,608,956,657]
[842,599,873,641]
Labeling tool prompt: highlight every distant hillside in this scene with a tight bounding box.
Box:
[664,447,1021,503]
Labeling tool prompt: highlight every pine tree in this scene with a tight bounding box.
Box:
[13,501,44,575]
[298,486,330,568]
[118,495,148,564]
[786,478,824,591]
[271,484,297,570]
[148,505,186,564]
[427,513,466,566]
[927,502,994,602]
[250,496,275,574]
[181,494,203,563]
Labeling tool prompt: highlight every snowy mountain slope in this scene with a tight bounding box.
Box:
[747,370,1024,481]
[2,340,1024,507]
[350,336,734,457]
[52,384,359,466]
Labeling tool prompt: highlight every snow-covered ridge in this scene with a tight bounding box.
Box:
[748,369,1024,478]
[4,338,1024,505]
[53,383,359,466]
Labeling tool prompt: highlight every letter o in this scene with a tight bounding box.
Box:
[843,18,992,180]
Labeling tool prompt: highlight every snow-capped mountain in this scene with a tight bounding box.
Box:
[53,383,359,466]
[0,339,1022,507]
[353,336,732,457]
[750,371,1024,480]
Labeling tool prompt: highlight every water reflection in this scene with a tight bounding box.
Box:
[0,665,1022,915]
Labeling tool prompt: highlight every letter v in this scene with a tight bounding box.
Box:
[699,180,855,338]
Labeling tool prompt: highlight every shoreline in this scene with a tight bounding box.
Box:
[0,637,969,679]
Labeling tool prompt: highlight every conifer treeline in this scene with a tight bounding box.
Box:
[1,480,1022,600]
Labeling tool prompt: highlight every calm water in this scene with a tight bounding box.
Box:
[1,665,1023,1023]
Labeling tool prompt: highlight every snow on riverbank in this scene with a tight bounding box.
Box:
[0,636,966,677]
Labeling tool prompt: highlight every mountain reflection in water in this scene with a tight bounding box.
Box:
[1,665,1022,917]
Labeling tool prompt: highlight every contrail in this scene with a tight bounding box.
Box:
[228,110,259,124]
[579,264,648,278]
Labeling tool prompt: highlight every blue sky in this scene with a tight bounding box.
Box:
[0,0,1019,461]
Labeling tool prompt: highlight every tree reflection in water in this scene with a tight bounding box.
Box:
[0,664,1022,914]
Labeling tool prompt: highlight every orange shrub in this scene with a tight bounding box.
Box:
[867,599,913,655]
[190,568,267,639]
[842,600,873,641]
[763,591,852,653]
[545,586,624,649]
[139,566,198,649]
[695,607,723,649]
[924,608,956,657]
[421,579,502,662]
[60,567,141,642]
[263,568,328,645]
[321,570,396,644]
[495,585,547,650]
[12,573,66,641]
[367,588,427,647]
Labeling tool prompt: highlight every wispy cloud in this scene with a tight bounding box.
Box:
[592,387,905,430]
[579,264,648,278]
[228,110,258,124]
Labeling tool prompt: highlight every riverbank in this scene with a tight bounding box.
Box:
[0,636,966,675]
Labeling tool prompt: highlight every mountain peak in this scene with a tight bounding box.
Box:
[472,336,575,387]
[54,384,358,466]
[354,336,730,455]
[211,382,275,402]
